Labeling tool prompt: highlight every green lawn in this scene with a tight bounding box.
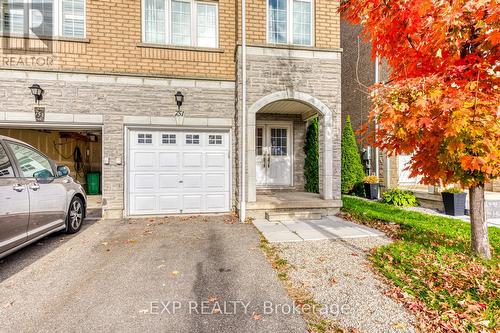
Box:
[341,196,499,332]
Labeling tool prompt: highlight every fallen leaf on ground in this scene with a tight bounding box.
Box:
[171,271,180,276]
[208,296,218,303]
[252,313,262,321]
[157,264,166,269]
[392,322,407,329]
[3,301,14,308]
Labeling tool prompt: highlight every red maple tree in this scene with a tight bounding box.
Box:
[340,0,499,259]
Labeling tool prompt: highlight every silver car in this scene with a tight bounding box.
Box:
[0,135,86,259]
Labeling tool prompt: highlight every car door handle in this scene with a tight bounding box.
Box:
[29,183,40,191]
[13,184,25,192]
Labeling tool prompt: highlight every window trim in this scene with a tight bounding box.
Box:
[185,133,201,145]
[0,0,86,39]
[266,0,314,47]
[141,0,219,49]
[137,133,153,144]
[161,133,177,145]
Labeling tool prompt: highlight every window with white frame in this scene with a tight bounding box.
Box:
[268,0,312,46]
[142,0,218,48]
[138,133,153,144]
[185,134,200,145]
[162,133,177,144]
[208,134,222,145]
[0,0,85,38]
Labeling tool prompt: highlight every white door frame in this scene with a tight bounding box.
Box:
[255,120,294,189]
[124,126,233,217]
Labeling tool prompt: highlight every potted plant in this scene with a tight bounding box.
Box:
[441,187,467,216]
[363,175,379,200]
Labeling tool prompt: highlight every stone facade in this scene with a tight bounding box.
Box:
[0,70,236,218]
[236,45,343,207]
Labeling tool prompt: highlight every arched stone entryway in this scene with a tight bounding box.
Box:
[246,90,334,203]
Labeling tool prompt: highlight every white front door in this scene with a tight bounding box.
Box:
[256,122,292,187]
[128,129,230,215]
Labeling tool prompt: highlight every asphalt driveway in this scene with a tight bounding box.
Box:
[0,216,306,333]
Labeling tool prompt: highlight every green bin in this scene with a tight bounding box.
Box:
[86,172,100,195]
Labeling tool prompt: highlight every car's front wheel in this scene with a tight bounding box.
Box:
[66,196,84,234]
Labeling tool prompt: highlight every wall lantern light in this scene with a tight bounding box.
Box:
[29,84,44,104]
[174,91,185,125]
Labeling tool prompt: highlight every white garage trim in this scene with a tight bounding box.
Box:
[125,127,232,216]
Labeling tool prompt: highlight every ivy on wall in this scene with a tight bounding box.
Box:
[304,117,319,193]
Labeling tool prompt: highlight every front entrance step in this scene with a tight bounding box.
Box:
[265,211,323,221]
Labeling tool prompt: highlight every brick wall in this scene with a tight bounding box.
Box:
[1,0,341,80]
[240,0,341,49]
[0,0,237,80]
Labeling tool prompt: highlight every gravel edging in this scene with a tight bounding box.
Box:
[276,237,417,333]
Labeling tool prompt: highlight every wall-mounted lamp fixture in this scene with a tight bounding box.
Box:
[29,84,44,104]
[174,91,185,125]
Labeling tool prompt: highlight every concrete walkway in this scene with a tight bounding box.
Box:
[253,216,385,243]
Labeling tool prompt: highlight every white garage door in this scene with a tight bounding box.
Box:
[128,129,230,215]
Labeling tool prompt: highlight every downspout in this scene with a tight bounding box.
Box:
[240,0,247,222]
[374,56,380,180]
[375,56,390,190]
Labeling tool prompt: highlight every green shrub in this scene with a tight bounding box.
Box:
[351,182,366,197]
[304,118,320,193]
[382,188,418,207]
[341,116,365,194]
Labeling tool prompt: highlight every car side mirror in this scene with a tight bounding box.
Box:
[33,169,54,181]
[57,165,70,177]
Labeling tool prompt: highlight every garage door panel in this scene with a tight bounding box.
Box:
[129,129,230,215]
[133,174,157,191]
[206,153,226,168]
[206,173,227,191]
[159,152,179,168]
[159,174,181,190]
[133,152,156,168]
[183,174,203,190]
[206,194,227,211]
[132,195,157,212]
[183,194,203,212]
[159,195,182,212]
[183,153,202,168]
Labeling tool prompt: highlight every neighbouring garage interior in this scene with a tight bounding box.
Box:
[0,127,103,212]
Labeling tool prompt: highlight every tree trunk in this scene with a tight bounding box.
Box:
[469,184,491,259]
